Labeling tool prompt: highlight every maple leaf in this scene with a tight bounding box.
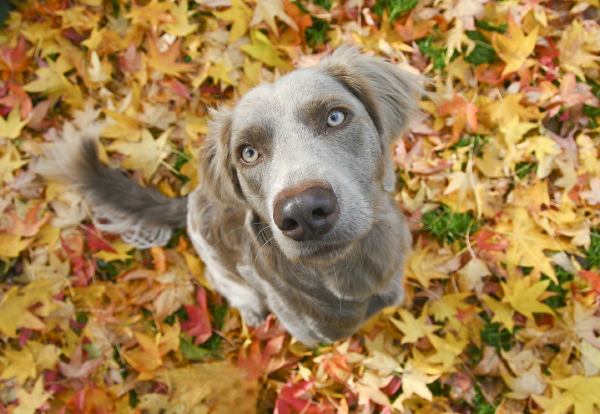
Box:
[92,241,133,262]
[275,380,333,414]
[492,17,539,75]
[14,377,52,414]
[581,178,600,206]
[482,294,515,332]
[0,233,31,259]
[240,29,286,68]
[125,0,171,29]
[0,277,64,338]
[429,292,474,329]
[534,376,600,414]
[392,362,440,411]
[496,207,570,282]
[214,0,253,43]
[181,288,212,345]
[0,106,28,139]
[501,275,554,320]
[107,128,171,180]
[164,0,198,37]
[0,37,29,73]
[237,334,287,380]
[438,94,478,139]
[390,307,439,344]
[0,347,36,385]
[59,346,103,379]
[145,35,193,77]
[251,0,298,35]
[558,19,600,80]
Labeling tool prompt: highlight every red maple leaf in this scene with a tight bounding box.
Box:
[274,381,334,414]
[0,37,29,73]
[579,270,600,296]
[181,288,212,345]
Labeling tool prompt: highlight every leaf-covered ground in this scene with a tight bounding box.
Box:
[1,0,600,413]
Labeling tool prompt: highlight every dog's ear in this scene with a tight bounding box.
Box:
[198,107,245,205]
[320,46,423,143]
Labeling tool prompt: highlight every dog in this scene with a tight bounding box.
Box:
[39,46,422,346]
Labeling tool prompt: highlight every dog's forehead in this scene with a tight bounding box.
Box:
[231,67,352,129]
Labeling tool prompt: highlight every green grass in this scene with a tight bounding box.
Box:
[422,205,479,244]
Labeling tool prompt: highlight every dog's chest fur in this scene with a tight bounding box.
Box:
[187,187,410,346]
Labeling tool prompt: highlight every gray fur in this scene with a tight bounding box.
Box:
[38,122,187,248]
[42,47,420,346]
[189,46,418,346]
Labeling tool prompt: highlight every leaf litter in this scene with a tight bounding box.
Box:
[0,0,600,413]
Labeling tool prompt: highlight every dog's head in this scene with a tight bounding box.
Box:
[199,47,421,261]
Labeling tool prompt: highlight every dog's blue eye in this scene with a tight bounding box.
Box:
[241,145,259,163]
[327,110,345,127]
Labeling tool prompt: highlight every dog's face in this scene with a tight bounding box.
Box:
[200,47,420,261]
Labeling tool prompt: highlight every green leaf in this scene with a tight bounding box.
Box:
[180,335,211,361]
[465,31,499,66]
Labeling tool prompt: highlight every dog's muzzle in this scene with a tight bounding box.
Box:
[273,184,339,241]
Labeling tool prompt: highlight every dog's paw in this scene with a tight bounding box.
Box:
[240,307,268,327]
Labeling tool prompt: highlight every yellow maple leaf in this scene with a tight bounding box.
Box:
[93,241,133,262]
[0,347,36,385]
[405,245,454,288]
[496,207,569,281]
[240,30,286,68]
[482,295,515,331]
[526,135,561,179]
[0,106,28,140]
[214,0,252,43]
[0,234,31,259]
[534,376,600,414]
[493,17,539,75]
[251,0,298,36]
[107,128,171,180]
[14,377,52,414]
[429,293,474,328]
[0,144,27,183]
[102,109,142,142]
[164,0,198,37]
[146,36,193,77]
[390,307,439,344]
[558,20,600,80]
[392,362,440,411]
[426,332,468,372]
[499,116,537,166]
[207,59,237,87]
[501,275,554,320]
[121,331,164,380]
[125,0,170,29]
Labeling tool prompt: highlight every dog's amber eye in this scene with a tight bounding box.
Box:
[327,110,345,127]
[241,145,259,163]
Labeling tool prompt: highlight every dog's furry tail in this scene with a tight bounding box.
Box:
[37,123,188,248]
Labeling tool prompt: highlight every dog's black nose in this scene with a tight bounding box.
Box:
[273,186,339,241]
